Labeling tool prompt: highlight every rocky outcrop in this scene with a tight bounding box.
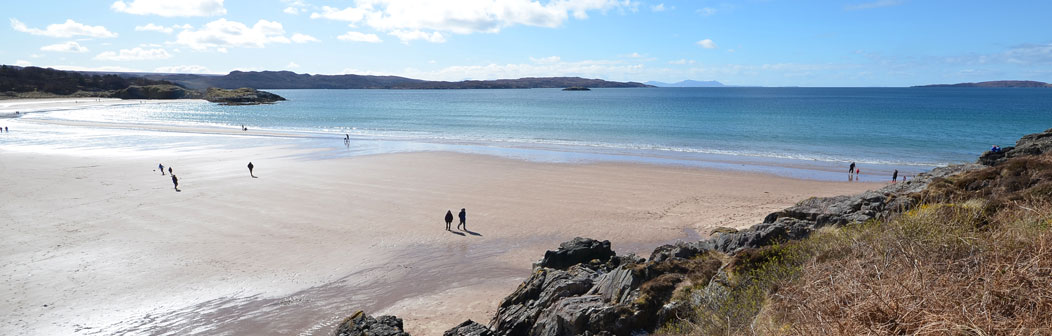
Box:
[334,311,409,336]
[444,320,493,336]
[978,128,1052,166]
[539,238,615,270]
[203,87,286,105]
[651,162,983,259]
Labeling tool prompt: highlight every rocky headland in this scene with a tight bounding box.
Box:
[333,127,1052,335]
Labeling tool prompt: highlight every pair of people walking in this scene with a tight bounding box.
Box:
[444,208,467,231]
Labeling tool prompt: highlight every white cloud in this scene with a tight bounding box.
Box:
[697,7,717,16]
[287,62,300,69]
[668,59,695,65]
[311,6,371,22]
[696,39,717,49]
[15,60,32,67]
[10,18,117,38]
[338,31,383,43]
[135,23,173,33]
[154,65,211,73]
[389,30,445,44]
[291,33,320,43]
[650,3,672,12]
[94,47,172,61]
[174,19,292,51]
[283,0,309,15]
[310,0,634,40]
[111,0,226,17]
[845,0,902,11]
[41,41,89,53]
[624,52,645,58]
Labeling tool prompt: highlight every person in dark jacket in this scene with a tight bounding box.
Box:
[457,208,467,230]
[247,162,255,178]
[849,162,856,175]
[892,169,899,183]
[444,210,454,231]
[171,174,179,191]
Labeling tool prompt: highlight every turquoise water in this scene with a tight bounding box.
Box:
[12,87,1052,179]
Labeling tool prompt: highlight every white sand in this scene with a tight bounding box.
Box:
[0,127,883,335]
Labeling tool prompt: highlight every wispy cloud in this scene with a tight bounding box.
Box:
[10,18,117,38]
[41,41,89,53]
[111,0,226,17]
[845,0,903,11]
[696,39,717,49]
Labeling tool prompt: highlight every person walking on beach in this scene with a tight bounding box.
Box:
[849,162,856,175]
[168,167,173,175]
[159,163,165,175]
[171,174,179,191]
[247,162,255,178]
[445,210,454,231]
[457,208,467,230]
[892,169,898,183]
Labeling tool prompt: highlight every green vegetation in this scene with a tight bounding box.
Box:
[658,154,1052,335]
[0,65,173,97]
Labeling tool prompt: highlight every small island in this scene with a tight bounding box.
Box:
[913,80,1052,88]
[562,87,591,91]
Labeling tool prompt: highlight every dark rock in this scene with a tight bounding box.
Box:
[539,237,614,270]
[491,266,597,336]
[443,320,492,336]
[530,295,607,335]
[203,87,285,105]
[979,128,1052,166]
[334,311,409,336]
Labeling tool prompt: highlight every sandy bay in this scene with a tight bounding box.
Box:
[0,113,882,335]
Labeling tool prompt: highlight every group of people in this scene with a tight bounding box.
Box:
[159,161,257,191]
[444,208,468,231]
[159,163,179,191]
[849,162,906,183]
[1,126,8,133]
[991,144,1003,153]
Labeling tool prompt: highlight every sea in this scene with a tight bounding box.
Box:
[4,87,1052,181]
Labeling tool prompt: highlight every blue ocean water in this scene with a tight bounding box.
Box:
[13,87,1052,178]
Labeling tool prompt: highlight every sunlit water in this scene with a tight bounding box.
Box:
[5,87,1052,180]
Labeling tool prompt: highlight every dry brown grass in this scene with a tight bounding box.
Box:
[662,155,1052,336]
[767,200,1052,335]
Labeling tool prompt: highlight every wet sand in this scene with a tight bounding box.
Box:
[0,139,882,335]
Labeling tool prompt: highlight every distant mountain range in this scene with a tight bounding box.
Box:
[644,80,726,87]
[130,70,652,90]
[913,80,1052,88]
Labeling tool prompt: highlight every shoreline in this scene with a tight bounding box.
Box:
[6,111,933,182]
[0,134,883,335]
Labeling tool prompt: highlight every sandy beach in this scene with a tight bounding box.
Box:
[0,123,882,335]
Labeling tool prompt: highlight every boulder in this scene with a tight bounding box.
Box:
[444,320,493,336]
[539,237,615,270]
[334,311,409,336]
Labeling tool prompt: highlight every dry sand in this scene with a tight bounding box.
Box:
[0,135,882,335]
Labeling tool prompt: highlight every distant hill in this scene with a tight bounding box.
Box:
[133,70,652,90]
[914,80,1052,88]
[644,80,725,87]
[1,65,284,103]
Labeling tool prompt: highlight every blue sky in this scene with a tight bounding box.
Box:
[2,0,1051,86]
